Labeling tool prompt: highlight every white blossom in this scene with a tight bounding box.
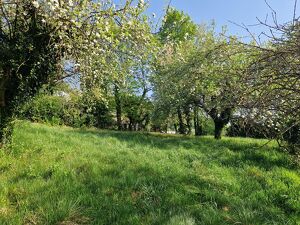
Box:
[68,0,73,7]
[32,1,39,8]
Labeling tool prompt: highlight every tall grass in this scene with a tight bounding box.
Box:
[0,121,299,224]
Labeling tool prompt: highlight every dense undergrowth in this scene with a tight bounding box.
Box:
[0,121,299,225]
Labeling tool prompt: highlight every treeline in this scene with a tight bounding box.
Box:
[18,83,153,131]
[17,83,217,134]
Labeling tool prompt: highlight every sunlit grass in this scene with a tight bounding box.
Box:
[0,121,299,224]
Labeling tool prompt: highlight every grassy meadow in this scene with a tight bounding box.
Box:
[0,121,299,225]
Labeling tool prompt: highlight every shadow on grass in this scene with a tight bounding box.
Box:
[9,158,216,225]
[65,129,297,171]
[9,154,290,225]
[5,122,299,225]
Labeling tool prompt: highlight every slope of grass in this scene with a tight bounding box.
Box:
[0,121,299,225]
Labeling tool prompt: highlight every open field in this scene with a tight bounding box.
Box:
[0,121,299,225]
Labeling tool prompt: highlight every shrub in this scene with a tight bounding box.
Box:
[19,89,115,129]
[19,94,85,127]
[21,95,64,125]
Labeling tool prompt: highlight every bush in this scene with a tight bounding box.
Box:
[21,95,63,125]
[19,89,115,129]
[19,94,85,127]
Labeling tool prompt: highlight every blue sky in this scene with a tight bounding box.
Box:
[146,0,299,39]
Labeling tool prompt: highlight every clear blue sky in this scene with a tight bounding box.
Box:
[146,0,299,39]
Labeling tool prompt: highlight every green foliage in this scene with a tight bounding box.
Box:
[202,117,215,136]
[19,86,116,129]
[0,0,154,141]
[0,0,62,139]
[0,121,299,224]
[21,95,64,125]
[20,94,84,127]
[159,8,197,43]
[154,22,252,138]
[93,100,114,129]
[122,93,153,131]
[80,91,114,129]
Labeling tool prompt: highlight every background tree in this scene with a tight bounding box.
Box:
[244,18,300,154]
[154,22,252,138]
[153,8,197,135]
[158,7,197,44]
[190,33,252,139]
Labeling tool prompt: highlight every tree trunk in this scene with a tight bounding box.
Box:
[0,102,14,145]
[0,71,12,143]
[129,120,133,131]
[0,106,8,142]
[114,84,122,131]
[177,107,186,134]
[214,120,224,140]
[184,105,192,135]
[208,107,232,140]
[174,124,178,133]
[144,115,150,131]
[194,106,202,136]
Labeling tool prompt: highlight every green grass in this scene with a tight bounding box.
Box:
[0,121,299,225]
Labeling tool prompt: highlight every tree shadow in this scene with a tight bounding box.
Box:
[5,125,299,224]
[65,129,297,171]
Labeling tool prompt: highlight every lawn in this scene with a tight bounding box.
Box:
[0,121,299,225]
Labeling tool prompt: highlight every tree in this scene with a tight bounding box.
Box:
[190,33,252,139]
[0,0,61,141]
[158,7,197,44]
[0,0,152,141]
[154,22,252,139]
[76,0,157,131]
[153,8,198,135]
[152,40,196,134]
[243,16,300,153]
